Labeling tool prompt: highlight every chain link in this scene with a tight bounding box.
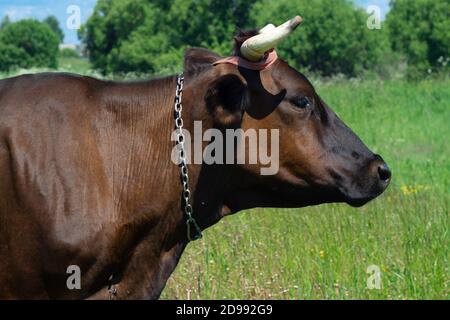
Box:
[103,75,202,298]
[107,274,117,300]
[174,74,202,241]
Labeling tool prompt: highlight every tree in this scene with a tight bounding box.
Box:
[0,15,11,29]
[250,0,389,76]
[164,0,255,55]
[0,19,59,71]
[60,48,80,58]
[80,0,393,76]
[386,0,450,76]
[79,0,160,73]
[0,43,28,71]
[44,15,65,43]
[79,0,257,74]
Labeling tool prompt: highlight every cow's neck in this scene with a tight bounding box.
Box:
[180,77,246,231]
[105,73,255,299]
[100,75,240,299]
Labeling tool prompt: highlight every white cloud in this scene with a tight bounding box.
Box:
[2,5,51,21]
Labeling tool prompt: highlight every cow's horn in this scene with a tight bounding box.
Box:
[259,24,276,34]
[240,16,303,62]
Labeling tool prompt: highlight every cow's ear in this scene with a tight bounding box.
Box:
[184,48,221,77]
[205,74,249,128]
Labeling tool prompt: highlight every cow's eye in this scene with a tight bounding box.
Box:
[292,96,311,109]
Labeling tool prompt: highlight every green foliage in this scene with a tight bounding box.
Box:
[44,15,64,43]
[59,48,80,58]
[0,15,11,30]
[164,0,254,54]
[0,43,28,72]
[81,0,395,77]
[79,0,156,73]
[80,0,255,74]
[386,0,450,78]
[0,19,59,71]
[250,0,389,76]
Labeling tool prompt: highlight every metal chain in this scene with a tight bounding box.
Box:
[107,274,117,300]
[102,75,202,298]
[174,74,203,241]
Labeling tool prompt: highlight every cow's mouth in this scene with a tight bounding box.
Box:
[339,175,391,207]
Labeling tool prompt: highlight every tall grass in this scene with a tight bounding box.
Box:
[1,61,448,299]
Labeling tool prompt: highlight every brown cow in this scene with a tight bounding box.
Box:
[0,17,390,299]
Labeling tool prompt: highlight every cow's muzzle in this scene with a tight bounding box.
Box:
[342,154,391,207]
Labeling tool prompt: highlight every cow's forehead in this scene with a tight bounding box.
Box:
[270,59,316,96]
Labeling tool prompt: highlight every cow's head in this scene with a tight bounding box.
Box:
[185,16,391,213]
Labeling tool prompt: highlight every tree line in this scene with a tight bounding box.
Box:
[0,0,448,78]
[0,15,65,72]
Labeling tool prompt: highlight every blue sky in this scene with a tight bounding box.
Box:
[0,0,390,44]
[0,0,96,44]
[356,0,390,18]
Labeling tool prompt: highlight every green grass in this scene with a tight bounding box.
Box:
[162,79,449,300]
[1,60,448,299]
[58,57,93,74]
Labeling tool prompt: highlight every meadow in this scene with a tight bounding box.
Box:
[1,59,448,300]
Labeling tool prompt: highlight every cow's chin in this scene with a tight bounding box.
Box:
[258,184,349,208]
[338,182,387,208]
[343,196,376,208]
[271,183,386,209]
[229,173,387,210]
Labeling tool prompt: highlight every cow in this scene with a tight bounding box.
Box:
[0,16,390,299]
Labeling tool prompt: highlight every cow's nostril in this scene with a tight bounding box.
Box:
[377,163,391,181]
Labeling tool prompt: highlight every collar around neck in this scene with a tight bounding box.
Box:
[213,50,278,71]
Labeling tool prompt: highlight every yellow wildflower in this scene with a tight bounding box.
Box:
[401,184,430,196]
[319,250,325,259]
